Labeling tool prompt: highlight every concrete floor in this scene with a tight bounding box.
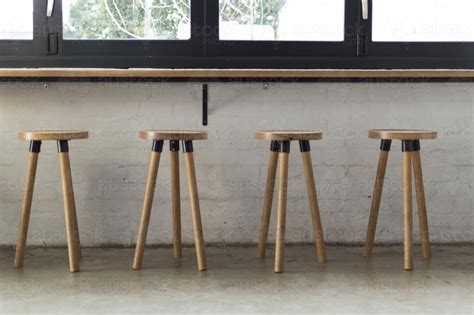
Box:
[0,245,472,314]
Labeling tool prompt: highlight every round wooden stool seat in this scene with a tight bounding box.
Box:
[19,130,89,141]
[369,129,437,140]
[255,130,323,141]
[139,130,208,141]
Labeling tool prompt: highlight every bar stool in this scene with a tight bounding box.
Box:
[364,129,437,270]
[255,131,327,273]
[14,130,88,273]
[133,130,208,271]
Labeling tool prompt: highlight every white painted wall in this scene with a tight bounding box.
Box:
[0,81,472,246]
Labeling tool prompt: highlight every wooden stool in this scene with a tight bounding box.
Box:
[255,131,327,273]
[133,131,208,271]
[364,129,437,270]
[14,130,88,273]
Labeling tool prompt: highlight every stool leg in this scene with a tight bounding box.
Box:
[300,140,326,264]
[14,141,41,268]
[275,141,290,273]
[70,202,82,259]
[412,141,431,259]
[133,140,163,270]
[402,141,414,270]
[57,140,80,273]
[67,147,82,260]
[170,140,182,258]
[364,140,392,257]
[183,140,207,271]
[257,141,280,259]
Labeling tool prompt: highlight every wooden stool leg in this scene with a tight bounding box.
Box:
[70,203,82,259]
[57,140,80,273]
[170,140,182,258]
[412,141,431,259]
[183,140,207,271]
[275,141,290,273]
[402,141,414,270]
[364,140,391,257]
[300,141,326,264]
[14,141,41,268]
[133,140,163,270]
[257,141,280,259]
[68,153,82,260]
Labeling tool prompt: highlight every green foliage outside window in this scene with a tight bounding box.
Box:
[64,0,285,40]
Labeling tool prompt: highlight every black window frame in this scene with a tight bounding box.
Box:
[362,0,474,69]
[206,0,356,57]
[0,0,473,70]
[56,0,203,62]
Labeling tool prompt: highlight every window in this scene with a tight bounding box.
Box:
[0,0,35,58]
[0,0,473,69]
[0,1,33,39]
[367,0,474,63]
[372,0,474,42]
[219,0,345,42]
[62,0,191,40]
[55,0,202,64]
[209,0,356,62]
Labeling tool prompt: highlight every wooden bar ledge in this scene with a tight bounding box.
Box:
[1,68,474,78]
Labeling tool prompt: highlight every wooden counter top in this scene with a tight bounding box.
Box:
[1,68,474,78]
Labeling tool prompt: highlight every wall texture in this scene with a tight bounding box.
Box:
[0,81,472,246]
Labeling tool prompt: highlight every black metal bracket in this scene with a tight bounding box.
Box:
[413,140,421,152]
[380,139,392,151]
[182,140,194,153]
[152,140,164,153]
[29,141,42,153]
[402,140,414,152]
[170,140,180,152]
[299,140,311,152]
[280,141,291,153]
[202,83,208,126]
[57,140,69,153]
[270,141,281,152]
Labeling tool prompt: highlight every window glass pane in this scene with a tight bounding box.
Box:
[219,0,345,41]
[63,0,191,40]
[0,0,33,40]
[373,0,474,42]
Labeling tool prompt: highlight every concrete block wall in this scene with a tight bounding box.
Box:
[0,81,472,246]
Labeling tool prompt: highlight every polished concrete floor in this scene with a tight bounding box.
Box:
[0,245,472,314]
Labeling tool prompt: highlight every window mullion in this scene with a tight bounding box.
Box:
[202,0,218,58]
[355,0,370,57]
[33,0,48,56]
[47,0,62,56]
[191,0,207,58]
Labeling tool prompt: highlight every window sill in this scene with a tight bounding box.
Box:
[0,68,474,78]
